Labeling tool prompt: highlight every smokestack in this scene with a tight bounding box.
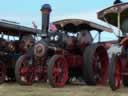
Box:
[40,4,52,37]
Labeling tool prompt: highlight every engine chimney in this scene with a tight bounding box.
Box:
[40,4,52,37]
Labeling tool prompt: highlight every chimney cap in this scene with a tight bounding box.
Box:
[41,4,52,12]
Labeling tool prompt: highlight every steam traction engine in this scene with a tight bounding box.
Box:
[98,2,128,90]
[15,4,111,87]
[0,20,39,83]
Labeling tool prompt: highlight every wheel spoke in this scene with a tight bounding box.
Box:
[20,67,29,75]
[53,67,62,73]
[53,65,62,81]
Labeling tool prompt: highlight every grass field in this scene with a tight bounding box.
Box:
[0,82,128,96]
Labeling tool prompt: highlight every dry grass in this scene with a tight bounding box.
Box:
[0,82,128,96]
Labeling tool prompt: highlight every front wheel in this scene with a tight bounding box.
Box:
[109,54,122,91]
[15,55,35,85]
[47,55,68,87]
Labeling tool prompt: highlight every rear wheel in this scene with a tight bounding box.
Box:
[109,54,122,91]
[83,44,108,85]
[48,55,68,87]
[15,55,35,85]
[0,61,6,84]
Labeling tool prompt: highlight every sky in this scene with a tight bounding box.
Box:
[0,0,127,41]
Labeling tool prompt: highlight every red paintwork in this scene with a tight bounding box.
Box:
[104,42,112,49]
[33,56,47,81]
[51,56,68,87]
[21,28,109,87]
[114,56,122,90]
[34,65,47,81]
[20,65,35,85]
[65,54,83,68]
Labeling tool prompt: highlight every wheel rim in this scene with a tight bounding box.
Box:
[114,57,121,89]
[51,56,68,87]
[18,56,34,85]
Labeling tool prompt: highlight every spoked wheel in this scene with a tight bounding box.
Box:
[15,55,35,85]
[0,61,6,84]
[83,44,108,85]
[109,54,122,91]
[48,55,68,87]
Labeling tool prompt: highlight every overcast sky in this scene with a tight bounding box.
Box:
[0,0,127,41]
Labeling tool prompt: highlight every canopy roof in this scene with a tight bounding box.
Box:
[0,21,41,36]
[97,2,128,27]
[53,19,112,33]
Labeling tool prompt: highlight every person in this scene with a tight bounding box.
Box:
[113,0,123,5]
[78,30,93,46]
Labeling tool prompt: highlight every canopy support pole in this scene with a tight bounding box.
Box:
[98,31,101,42]
[117,12,121,37]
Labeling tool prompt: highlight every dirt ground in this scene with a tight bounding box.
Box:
[0,82,128,96]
